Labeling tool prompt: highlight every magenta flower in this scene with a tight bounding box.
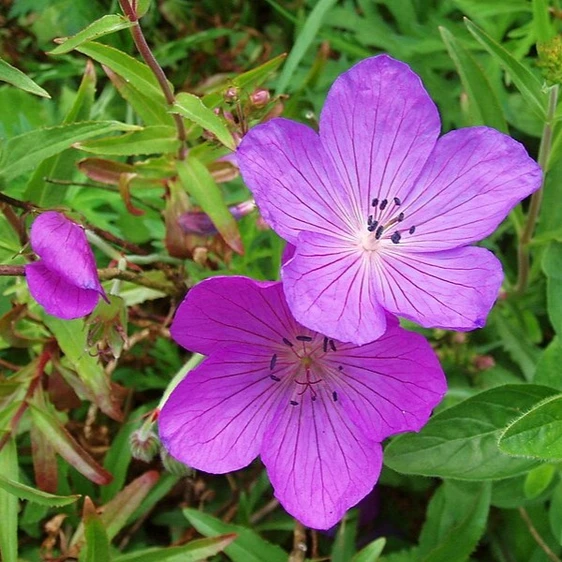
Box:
[158,276,446,529]
[237,55,542,344]
[25,211,107,319]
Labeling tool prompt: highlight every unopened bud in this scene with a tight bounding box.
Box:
[473,355,496,371]
[160,449,194,476]
[129,429,160,462]
[224,86,239,103]
[250,88,270,108]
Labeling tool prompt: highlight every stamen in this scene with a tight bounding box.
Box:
[270,375,281,382]
[323,337,328,353]
[409,225,416,235]
[391,231,401,244]
[282,337,293,347]
[367,214,373,226]
[332,391,338,402]
[329,339,337,352]
[367,220,378,232]
[296,335,313,342]
[398,212,405,222]
[290,400,299,406]
[371,197,379,207]
[375,226,384,239]
[394,197,401,206]
[270,354,277,370]
[379,199,388,211]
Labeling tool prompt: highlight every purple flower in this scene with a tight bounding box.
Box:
[237,55,542,345]
[25,211,107,319]
[158,276,446,529]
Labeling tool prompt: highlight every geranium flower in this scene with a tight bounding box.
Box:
[25,211,107,319]
[158,276,446,529]
[237,55,542,344]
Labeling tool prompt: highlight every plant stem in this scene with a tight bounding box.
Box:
[0,265,25,276]
[98,267,180,295]
[514,84,559,295]
[518,507,562,562]
[118,0,187,160]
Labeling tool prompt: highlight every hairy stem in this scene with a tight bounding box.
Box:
[514,84,559,295]
[118,0,187,159]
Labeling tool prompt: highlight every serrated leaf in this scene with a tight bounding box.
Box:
[0,121,138,181]
[183,508,286,562]
[499,393,562,460]
[0,473,79,506]
[0,57,50,98]
[465,18,547,119]
[112,535,237,562]
[48,14,135,55]
[176,157,243,254]
[384,385,556,480]
[173,93,235,149]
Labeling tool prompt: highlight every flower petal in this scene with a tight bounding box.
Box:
[320,55,440,222]
[400,127,542,251]
[237,118,355,244]
[170,276,299,355]
[262,391,382,530]
[327,323,446,442]
[373,246,503,330]
[30,211,105,294]
[159,347,288,473]
[25,262,100,319]
[282,232,387,345]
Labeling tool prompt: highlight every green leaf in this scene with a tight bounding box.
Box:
[0,439,18,562]
[74,42,166,103]
[332,511,359,562]
[173,93,235,150]
[465,18,547,119]
[384,385,557,480]
[549,479,562,544]
[533,0,555,44]
[351,538,386,562]
[0,473,79,506]
[0,120,138,181]
[75,125,179,155]
[0,57,50,98]
[183,508,287,562]
[48,14,135,55]
[524,464,556,499]
[276,0,338,94]
[439,26,507,132]
[176,157,243,254]
[80,497,111,562]
[112,535,237,562]
[499,393,562,460]
[419,481,491,562]
[543,242,562,334]
[535,338,562,390]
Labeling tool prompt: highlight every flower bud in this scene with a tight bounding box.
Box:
[224,86,239,103]
[250,88,270,108]
[160,448,194,476]
[129,429,160,462]
[178,199,255,236]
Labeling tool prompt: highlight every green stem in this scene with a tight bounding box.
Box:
[158,353,204,409]
[514,84,559,295]
[86,230,123,261]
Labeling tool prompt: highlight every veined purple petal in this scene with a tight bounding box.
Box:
[262,390,383,530]
[170,276,299,356]
[328,324,446,441]
[29,212,105,294]
[237,119,355,244]
[25,262,101,319]
[159,347,287,473]
[320,55,440,223]
[372,246,503,330]
[282,232,387,345]
[399,127,542,252]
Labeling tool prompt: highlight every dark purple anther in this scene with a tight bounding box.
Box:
[409,225,416,235]
[391,232,401,244]
[270,354,277,370]
[283,337,293,347]
[379,199,388,211]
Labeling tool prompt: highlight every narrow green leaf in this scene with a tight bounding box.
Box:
[0,57,50,98]
[465,18,547,119]
[543,242,562,334]
[332,511,358,562]
[499,394,562,460]
[351,538,386,562]
[0,473,79,506]
[173,93,235,150]
[276,0,338,93]
[0,121,138,181]
[0,439,18,562]
[80,497,112,562]
[439,26,507,132]
[29,403,113,485]
[48,14,135,55]
[183,508,286,562]
[384,385,556,480]
[533,0,555,44]
[75,125,179,155]
[176,157,243,254]
[549,480,562,544]
[113,535,237,562]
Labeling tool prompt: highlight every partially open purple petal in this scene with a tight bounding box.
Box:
[159,347,287,473]
[237,119,354,244]
[328,323,446,441]
[170,276,298,356]
[30,212,105,294]
[282,232,387,344]
[262,391,382,530]
[373,246,503,330]
[400,127,542,251]
[320,55,440,219]
[25,261,101,319]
